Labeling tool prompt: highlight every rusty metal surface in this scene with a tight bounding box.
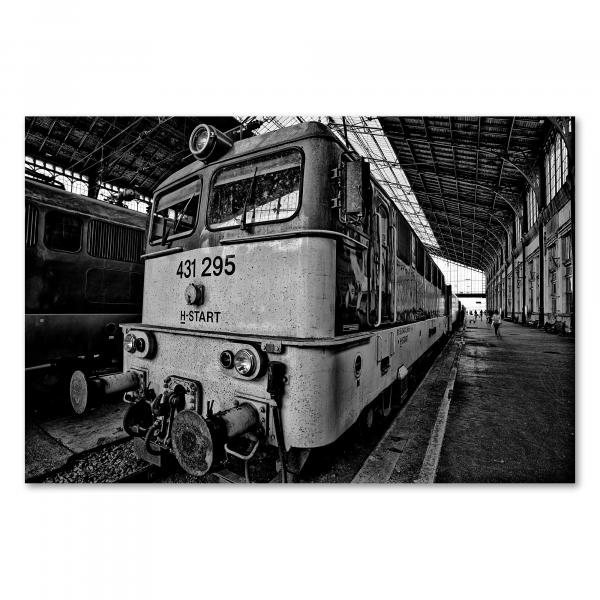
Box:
[221,404,259,438]
[171,410,214,476]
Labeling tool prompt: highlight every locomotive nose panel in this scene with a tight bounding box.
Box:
[142,237,336,338]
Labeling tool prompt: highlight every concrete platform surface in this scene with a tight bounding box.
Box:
[436,320,575,483]
[353,335,462,483]
[25,402,129,481]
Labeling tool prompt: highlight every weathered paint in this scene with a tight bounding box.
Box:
[124,315,447,449]
[142,238,336,339]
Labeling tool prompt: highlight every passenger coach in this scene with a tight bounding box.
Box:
[71,122,454,480]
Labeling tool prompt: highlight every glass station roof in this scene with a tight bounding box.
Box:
[238,116,440,250]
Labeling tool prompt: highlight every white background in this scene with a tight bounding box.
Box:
[2,2,598,599]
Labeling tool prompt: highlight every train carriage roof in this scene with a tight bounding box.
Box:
[25,179,147,229]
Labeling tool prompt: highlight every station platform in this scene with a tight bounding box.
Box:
[25,401,128,481]
[354,319,575,484]
[436,320,575,483]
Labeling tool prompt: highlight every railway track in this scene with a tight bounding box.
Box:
[32,438,149,483]
[114,465,160,483]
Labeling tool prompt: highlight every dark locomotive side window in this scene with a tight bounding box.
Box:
[88,220,145,263]
[410,232,417,269]
[44,210,82,253]
[25,203,38,247]
[396,214,410,264]
[208,149,302,230]
[416,239,425,275]
[150,178,202,244]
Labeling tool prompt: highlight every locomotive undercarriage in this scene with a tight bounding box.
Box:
[120,364,298,482]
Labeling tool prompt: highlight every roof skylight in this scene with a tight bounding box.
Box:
[239,116,439,249]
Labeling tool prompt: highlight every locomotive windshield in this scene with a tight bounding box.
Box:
[150,178,201,244]
[208,149,302,230]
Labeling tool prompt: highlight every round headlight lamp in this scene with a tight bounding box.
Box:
[189,124,212,157]
[124,333,137,353]
[189,124,233,162]
[234,349,256,377]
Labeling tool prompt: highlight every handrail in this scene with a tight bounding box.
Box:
[141,246,184,260]
[375,213,383,327]
[392,223,398,322]
[220,229,368,251]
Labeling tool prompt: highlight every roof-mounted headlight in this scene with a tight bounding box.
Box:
[189,124,233,162]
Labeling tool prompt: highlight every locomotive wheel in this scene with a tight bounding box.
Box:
[123,401,153,437]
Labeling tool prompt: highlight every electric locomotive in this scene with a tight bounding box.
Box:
[25,179,147,414]
[71,121,454,480]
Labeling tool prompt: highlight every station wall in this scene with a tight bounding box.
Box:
[485,122,574,332]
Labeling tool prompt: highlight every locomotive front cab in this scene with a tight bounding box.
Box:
[118,122,346,478]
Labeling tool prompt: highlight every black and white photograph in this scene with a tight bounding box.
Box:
[5,3,599,599]
[24,116,575,484]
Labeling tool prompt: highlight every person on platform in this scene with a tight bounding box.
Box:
[492,310,502,337]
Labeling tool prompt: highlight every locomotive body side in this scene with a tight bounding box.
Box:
[25,180,147,394]
[114,122,450,473]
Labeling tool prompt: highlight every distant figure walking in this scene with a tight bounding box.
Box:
[492,310,502,337]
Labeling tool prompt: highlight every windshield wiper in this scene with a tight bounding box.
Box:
[240,167,258,231]
[172,194,195,236]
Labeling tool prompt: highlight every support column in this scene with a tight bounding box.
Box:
[537,152,546,328]
[568,119,575,334]
[511,256,516,321]
[522,242,527,325]
[87,165,100,199]
[538,226,545,326]
[504,235,509,317]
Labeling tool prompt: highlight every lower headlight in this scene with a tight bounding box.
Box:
[124,333,137,353]
[234,349,256,376]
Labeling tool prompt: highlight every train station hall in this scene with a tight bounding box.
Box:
[23,115,575,485]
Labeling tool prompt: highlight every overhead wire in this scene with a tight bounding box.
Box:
[79,117,175,177]
[66,117,145,172]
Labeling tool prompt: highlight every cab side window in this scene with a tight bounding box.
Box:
[44,210,82,253]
